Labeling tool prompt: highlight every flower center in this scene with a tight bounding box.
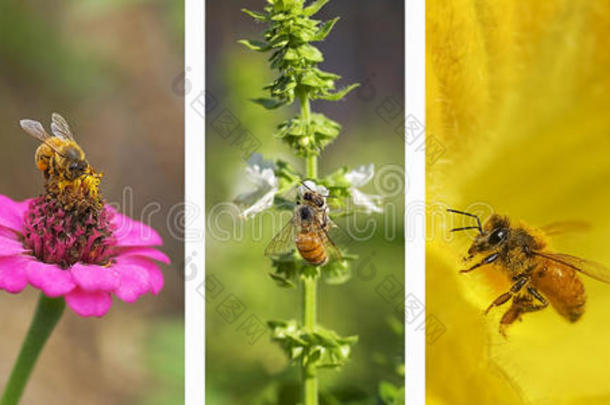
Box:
[23,178,116,269]
[45,165,104,212]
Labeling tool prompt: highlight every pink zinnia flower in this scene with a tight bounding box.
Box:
[0,194,168,317]
[0,115,169,317]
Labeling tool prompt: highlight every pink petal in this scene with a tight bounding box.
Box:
[0,235,27,257]
[70,263,120,292]
[0,255,30,293]
[0,195,30,233]
[26,260,76,297]
[106,207,163,247]
[146,262,164,295]
[113,256,162,302]
[65,288,112,317]
[116,247,171,264]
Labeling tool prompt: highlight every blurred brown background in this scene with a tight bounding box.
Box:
[0,1,183,404]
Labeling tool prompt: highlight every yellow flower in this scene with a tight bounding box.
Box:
[427,1,610,404]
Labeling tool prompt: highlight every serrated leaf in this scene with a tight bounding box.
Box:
[251,97,285,109]
[303,0,330,16]
[319,83,361,101]
[238,39,271,52]
[241,8,267,21]
[314,17,340,41]
[311,114,341,136]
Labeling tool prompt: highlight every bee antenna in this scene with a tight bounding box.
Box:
[447,208,483,234]
[300,179,314,191]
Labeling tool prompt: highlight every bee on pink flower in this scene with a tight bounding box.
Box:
[0,114,169,317]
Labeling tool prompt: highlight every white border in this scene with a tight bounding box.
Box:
[405,0,425,403]
[185,0,205,404]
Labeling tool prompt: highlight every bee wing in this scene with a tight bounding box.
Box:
[321,227,344,261]
[20,119,68,157]
[20,119,52,142]
[533,251,610,284]
[540,221,591,236]
[318,218,354,262]
[50,113,75,141]
[265,218,299,256]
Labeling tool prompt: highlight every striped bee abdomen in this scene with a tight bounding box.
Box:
[296,232,327,266]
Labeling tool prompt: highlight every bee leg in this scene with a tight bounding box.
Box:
[460,253,499,273]
[516,288,549,313]
[499,291,548,337]
[499,304,523,338]
[527,286,548,307]
[484,276,528,315]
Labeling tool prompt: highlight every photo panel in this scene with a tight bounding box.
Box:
[427,1,610,404]
[205,0,405,403]
[0,2,184,404]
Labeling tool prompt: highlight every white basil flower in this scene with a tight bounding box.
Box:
[299,179,329,198]
[345,164,383,213]
[234,154,278,219]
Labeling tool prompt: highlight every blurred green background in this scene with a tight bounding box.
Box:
[206,1,405,403]
[0,1,183,404]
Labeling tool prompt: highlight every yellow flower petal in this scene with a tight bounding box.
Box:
[428,0,610,403]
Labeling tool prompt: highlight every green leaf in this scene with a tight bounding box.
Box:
[269,272,296,288]
[319,83,361,101]
[251,97,285,109]
[314,68,341,80]
[303,0,330,16]
[323,259,352,285]
[322,166,351,188]
[301,70,333,89]
[314,17,340,41]
[274,0,301,12]
[283,47,299,61]
[275,159,302,191]
[311,113,341,136]
[300,265,321,279]
[297,44,324,62]
[379,381,400,404]
[268,33,290,48]
[241,8,267,21]
[238,39,271,52]
[268,321,358,370]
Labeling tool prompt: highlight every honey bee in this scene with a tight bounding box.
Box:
[19,113,90,181]
[20,113,102,210]
[447,209,610,336]
[265,182,343,266]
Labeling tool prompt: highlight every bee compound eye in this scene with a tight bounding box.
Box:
[304,193,312,201]
[489,228,507,245]
[69,161,79,170]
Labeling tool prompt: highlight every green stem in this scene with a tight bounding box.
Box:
[306,155,318,180]
[300,88,319,405]
[302,276,317,405]
[1,294,65,405]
